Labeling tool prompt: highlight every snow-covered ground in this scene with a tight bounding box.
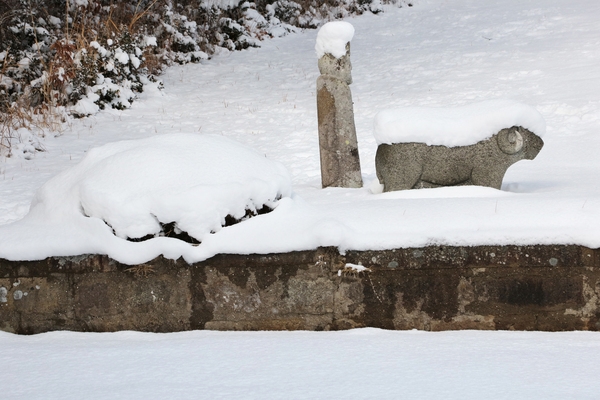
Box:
[1,0,600,264]
[2,0,600,396]
[3,329,600,399]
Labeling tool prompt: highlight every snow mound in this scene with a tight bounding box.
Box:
[315,21,355,59]
[32,133,292,242]
[374,100,546,146]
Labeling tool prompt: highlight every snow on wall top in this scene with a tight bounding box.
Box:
[374,100,546,146]
[315,21,355,59]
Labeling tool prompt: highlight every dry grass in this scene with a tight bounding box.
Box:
[0,101,69,157]
[125,264,155,277]
[0,104,33,157]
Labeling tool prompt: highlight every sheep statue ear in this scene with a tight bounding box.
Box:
[497,127,524,154]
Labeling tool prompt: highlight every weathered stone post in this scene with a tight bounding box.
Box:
[316,22,363,188]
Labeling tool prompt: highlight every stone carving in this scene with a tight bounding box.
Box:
[317,43,363,188]
[375,126,544,191]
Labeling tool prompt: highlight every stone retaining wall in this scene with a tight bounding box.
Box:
[1,245,599,334]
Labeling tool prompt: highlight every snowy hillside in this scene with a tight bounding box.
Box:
[2,0,600,398]
[1,0,600,264]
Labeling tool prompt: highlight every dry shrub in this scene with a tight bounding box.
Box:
[45,39,77,106]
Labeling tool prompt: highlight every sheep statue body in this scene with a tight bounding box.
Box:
[374,101,546,192]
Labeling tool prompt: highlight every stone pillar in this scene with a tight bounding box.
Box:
[317,43,363,188]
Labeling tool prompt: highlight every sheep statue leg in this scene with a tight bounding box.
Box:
[470,166,508,190]
[375,143,424,191]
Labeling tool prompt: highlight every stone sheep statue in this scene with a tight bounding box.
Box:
[375,126,544,192]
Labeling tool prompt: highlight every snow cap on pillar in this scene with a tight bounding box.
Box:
[315,21,355,59]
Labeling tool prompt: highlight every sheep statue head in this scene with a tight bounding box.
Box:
[496,126,542,158]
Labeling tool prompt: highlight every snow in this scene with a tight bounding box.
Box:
[374,99,547,146]
[2,329,600,399]
[200,0,242,9]
[73,94,100,116]
[315,21,355,58]
[48,15,62,26]
[192,50,208,61]
[90,41,108,57]
[17,56,30,69]
[129,53,141,68]
[142,35,157,47]
[113,48,129,64]
[339,262,371,275]
[1,0,600,264]
[344,262,370,271]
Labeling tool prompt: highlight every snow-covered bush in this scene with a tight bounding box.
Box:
[71,31,151,116]
[155,4,210,64]
[31,133,292,244]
